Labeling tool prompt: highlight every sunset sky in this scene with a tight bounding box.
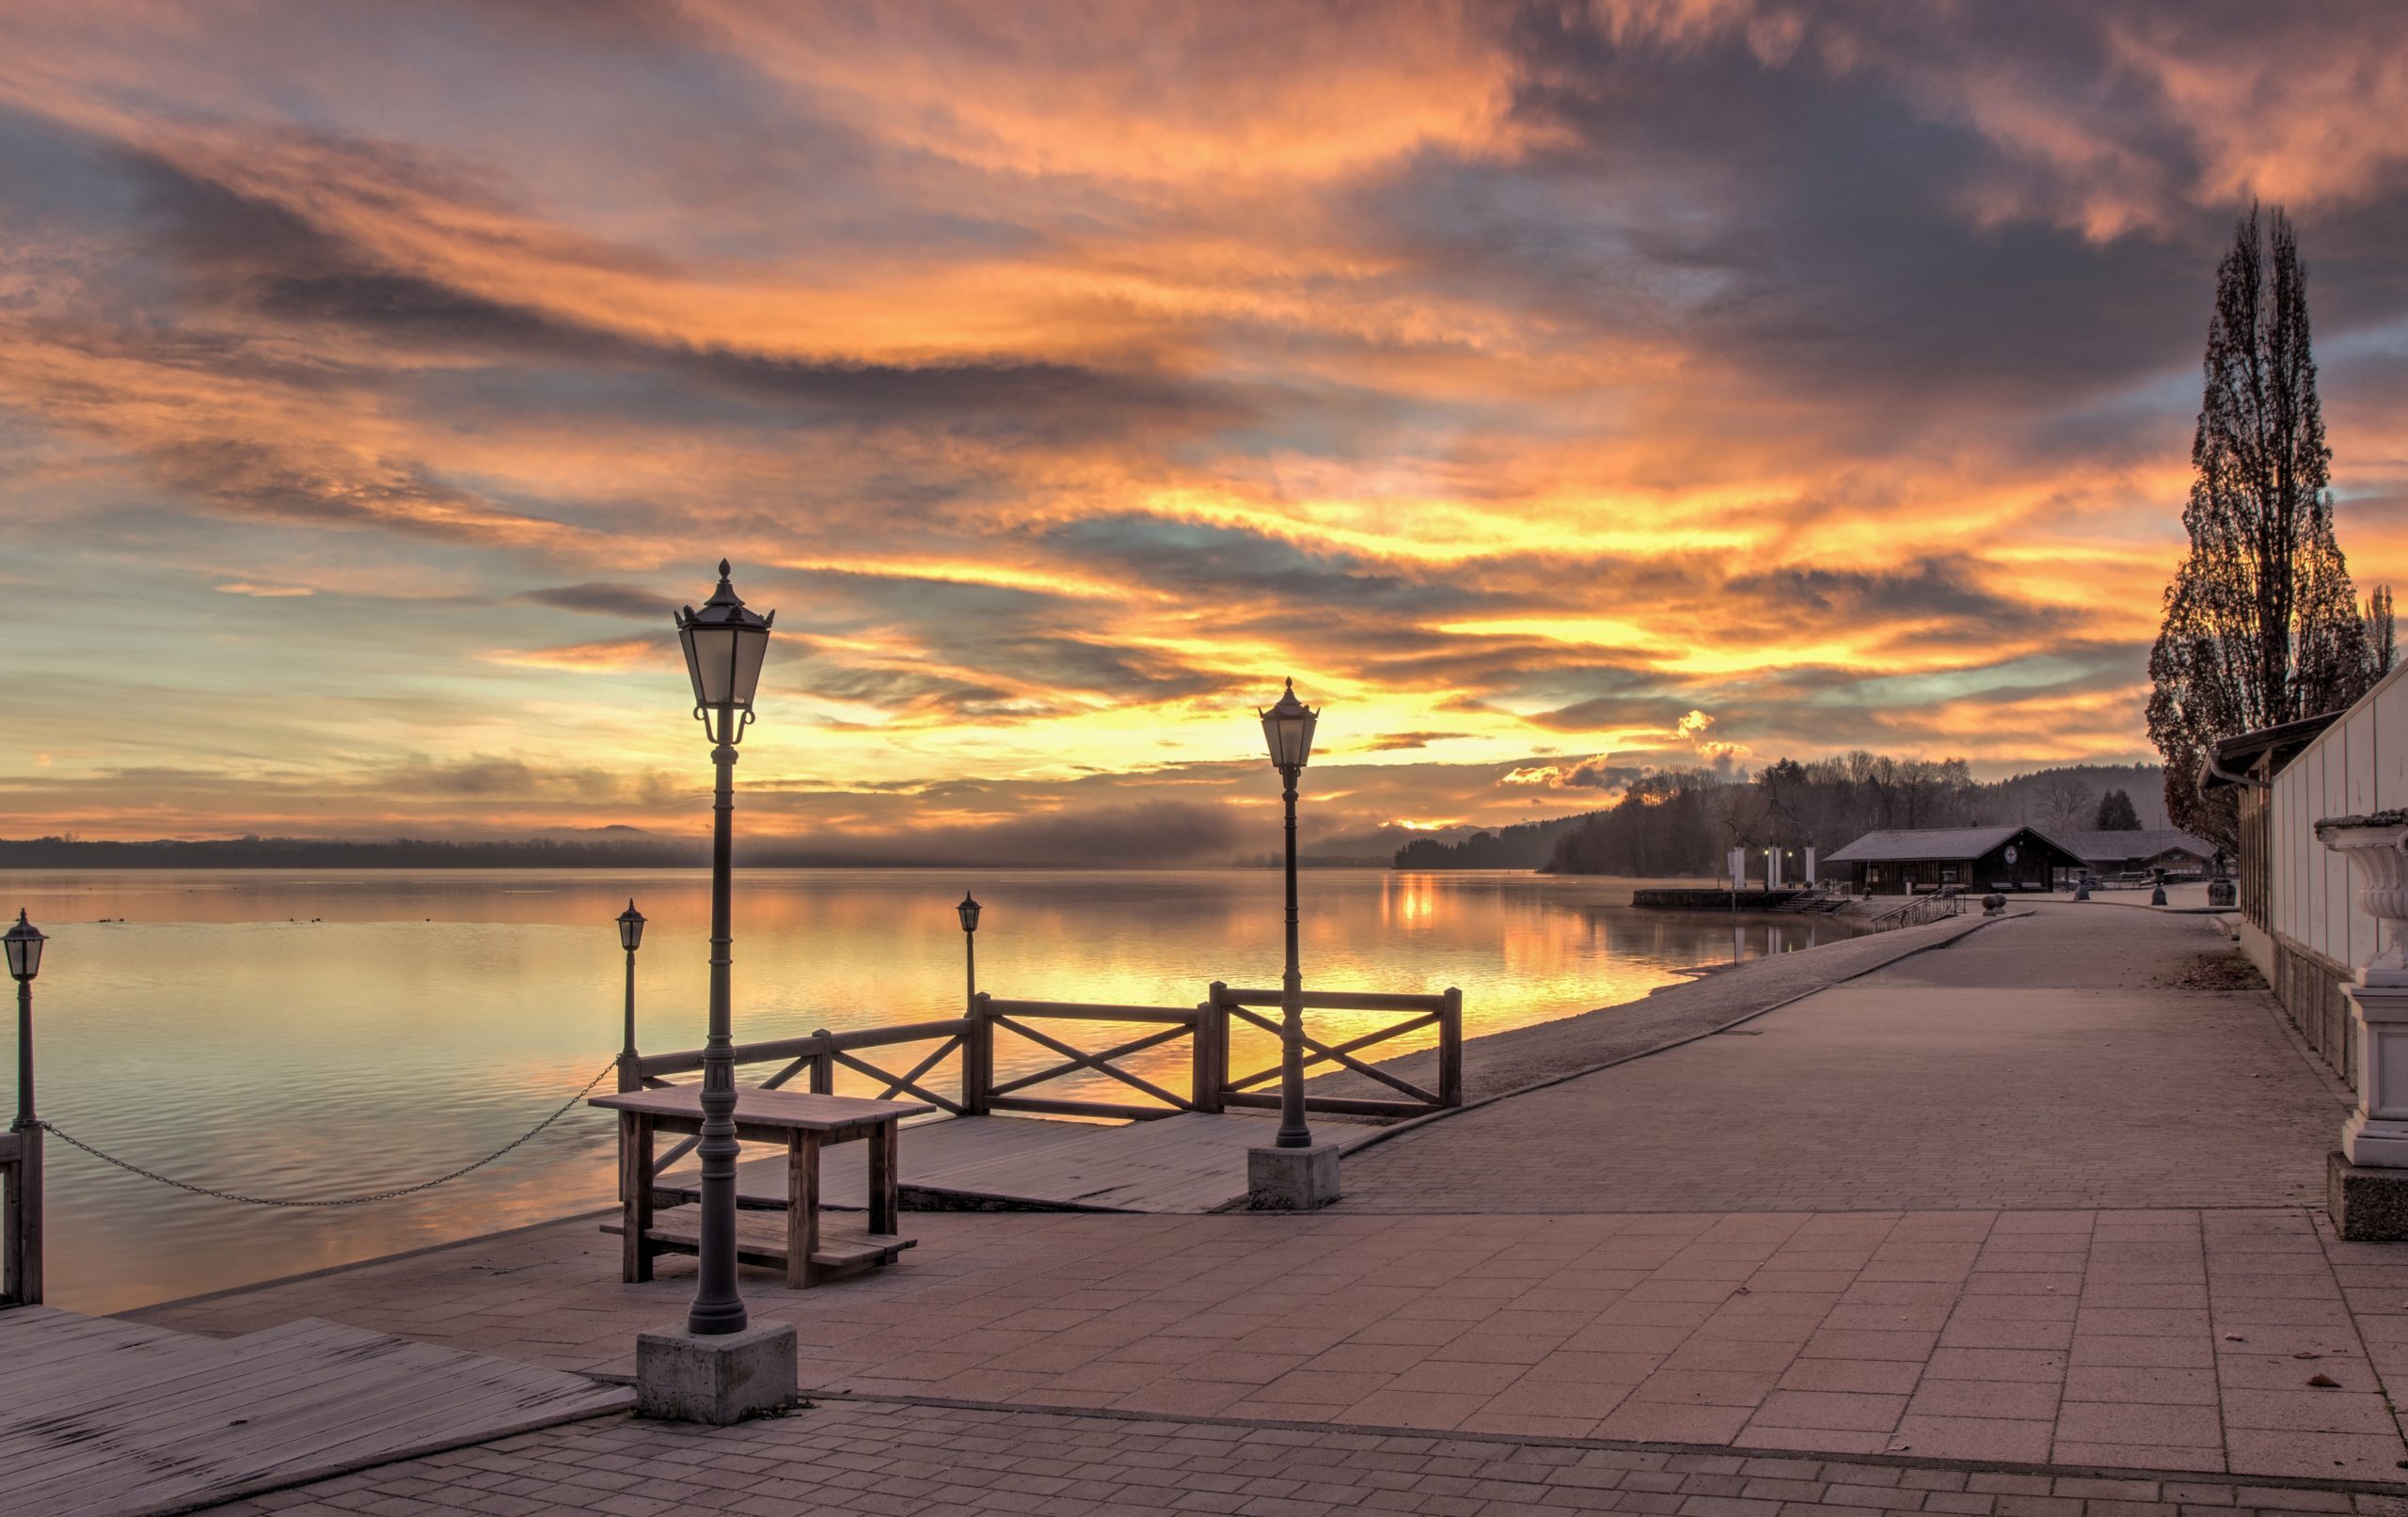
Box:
[4,1,2407,859]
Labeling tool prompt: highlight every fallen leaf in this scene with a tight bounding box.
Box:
[2308,1373,2340,1388]
[2293,1351,2321,1360]
[2223,1334,2246,1342]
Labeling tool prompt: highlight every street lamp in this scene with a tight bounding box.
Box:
[957,891,981,1009]
[673,561,774,1337]
[6,909,43,1134]
[1259,679,1319,1149]
[616,899,646,1072]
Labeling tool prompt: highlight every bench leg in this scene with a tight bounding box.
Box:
[621,1114,655,1284]
[868,1119,899,1238]
[788,1131,819,1288]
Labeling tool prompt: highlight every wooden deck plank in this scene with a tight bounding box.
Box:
[656,1111,1386,1214]
[0,1310,629,1517]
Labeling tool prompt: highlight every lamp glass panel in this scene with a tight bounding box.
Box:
[5,931,38,981]
[683,624,739,706]
[728,626,768,707]
[1263,710,1317,768]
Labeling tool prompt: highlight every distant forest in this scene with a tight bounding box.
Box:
[1395,756,2166,876]
[0,834,708,869]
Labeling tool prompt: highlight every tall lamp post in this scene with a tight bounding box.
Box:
[615,900,645,1088]
[1259,680,1319,1149]
[673,561,774,1336]
[6,909,45,1306]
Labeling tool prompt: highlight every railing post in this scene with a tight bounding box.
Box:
[1193,985,1224,1114]
[1439,988,1464,1108]
[809,1029,835,1096]
[965,994,992,1115]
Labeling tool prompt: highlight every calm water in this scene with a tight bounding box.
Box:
[0,868,1859,1312]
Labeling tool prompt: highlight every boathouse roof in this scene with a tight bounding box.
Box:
[1825,825,2077,863]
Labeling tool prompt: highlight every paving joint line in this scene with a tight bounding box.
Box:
[806,1387,2408,1497]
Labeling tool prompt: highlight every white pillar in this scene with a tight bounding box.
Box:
[2314,819,2408,1166]
[1805,845,1817,887]
[1765,847,1780,890]
[1728,847,1745,891]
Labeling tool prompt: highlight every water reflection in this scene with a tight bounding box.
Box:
[0,868,1859,1312]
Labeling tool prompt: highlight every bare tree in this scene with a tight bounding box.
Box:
[2035,772,2095,833]
[2147,205,2376,851]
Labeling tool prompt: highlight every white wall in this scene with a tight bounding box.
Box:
[2267,659,2408,971]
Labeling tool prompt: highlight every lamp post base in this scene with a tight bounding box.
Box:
[2328,1151,2408,1241]
[1247,1142,1341,1211]
[636,1321,798,1425]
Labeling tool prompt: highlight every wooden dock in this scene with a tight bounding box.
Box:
[0,1305,631,1517]
[657,1111,1390,1214]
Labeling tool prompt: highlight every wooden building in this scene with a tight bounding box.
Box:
[2052,828,2223,878]
[1825,825,2087,895]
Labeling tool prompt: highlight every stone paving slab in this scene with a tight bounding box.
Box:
[1339,909,2342,1213]
[193,1397,2408,1517]
[135,1204,2408,1482]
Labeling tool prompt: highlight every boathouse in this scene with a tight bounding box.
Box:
[1825,825,2086,895]
[2053,827,2223,878]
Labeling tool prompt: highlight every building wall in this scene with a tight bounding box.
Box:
[2259,659,2408,1082]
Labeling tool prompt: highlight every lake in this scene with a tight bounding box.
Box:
[0,867,1860,1312]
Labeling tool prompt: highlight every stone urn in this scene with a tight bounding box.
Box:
[1981,893,2005,916]
[2312,813,2408,1170]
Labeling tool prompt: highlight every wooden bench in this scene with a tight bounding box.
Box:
[590,1086,928,1288]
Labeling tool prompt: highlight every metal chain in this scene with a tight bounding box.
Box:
[38,1061,618,1208]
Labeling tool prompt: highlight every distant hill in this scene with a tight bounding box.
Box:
[1392,812,1601,870]
[0,834,705,869]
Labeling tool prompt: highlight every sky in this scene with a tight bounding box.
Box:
[3,0,2407,861]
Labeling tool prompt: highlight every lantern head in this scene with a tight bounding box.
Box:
[4,909,44,983]
[617,899,646,953]
[1259,678,1319,772]
[674,560,775,741]
[957,892,981,934]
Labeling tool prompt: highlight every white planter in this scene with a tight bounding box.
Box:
[2314,814,2408,1166]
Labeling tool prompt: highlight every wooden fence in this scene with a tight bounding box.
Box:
[1,1125,37,1305]
[1866,891,1961,932]
[632,982,1464,1129]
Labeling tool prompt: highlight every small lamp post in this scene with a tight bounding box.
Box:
[957,892,981,1008]
[1259,679,1319,1149]
[673,561,774,1337]
[7,910,43,1133]
[616,900,646,1086]
[6,908,45,1306]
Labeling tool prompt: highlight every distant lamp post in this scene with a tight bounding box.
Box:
[1259,679,1320,1149]
[673,561,774,1336]
[616,900,646,1076]
[7,910,43,1132]
[6,909,43,1306]
[957,891,981,1007]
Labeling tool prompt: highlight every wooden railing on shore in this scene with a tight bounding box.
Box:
[1,1125,39,1305]
[631,981,1465,1130]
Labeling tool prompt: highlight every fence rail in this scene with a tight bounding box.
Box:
[1,1126,38,1305]
[634,981,1465,1128]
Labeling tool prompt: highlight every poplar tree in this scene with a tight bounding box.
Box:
[2147,206,2376,849]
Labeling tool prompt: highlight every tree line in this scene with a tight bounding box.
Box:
[1535,756,2161,877]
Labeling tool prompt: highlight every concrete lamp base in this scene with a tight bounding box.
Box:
[2328,1151,2408,1242]
[1248,1142,1341,1210]
[635,1321,799,1424]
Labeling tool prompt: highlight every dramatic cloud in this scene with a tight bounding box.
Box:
[3,1,2405,851]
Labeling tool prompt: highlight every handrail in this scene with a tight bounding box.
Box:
[1212,988,1450,1012]
[1867,891,1961,932]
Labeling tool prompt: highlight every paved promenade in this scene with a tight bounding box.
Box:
[137,903,2408,1510]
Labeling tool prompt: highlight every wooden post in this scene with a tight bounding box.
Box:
[868,1119,898,1237]
[1196,984,1228,1114]
[964,994,992,1115]
[786,1131,817,1290]
[2,1129,38,1305]
[1438,988,1464,1109]
[620,1113,654,1284]
[809,1029,835,1095]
